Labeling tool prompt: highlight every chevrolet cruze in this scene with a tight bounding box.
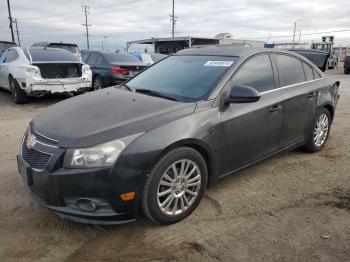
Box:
[17,46,339,225]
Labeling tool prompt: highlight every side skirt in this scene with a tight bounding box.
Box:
[217,140,305,181]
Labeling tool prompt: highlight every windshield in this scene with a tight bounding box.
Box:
[126,55,236,102]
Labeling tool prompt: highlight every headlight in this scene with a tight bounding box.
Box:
[63,133,143,168]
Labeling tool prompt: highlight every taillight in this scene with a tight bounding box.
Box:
[111,66,129,75]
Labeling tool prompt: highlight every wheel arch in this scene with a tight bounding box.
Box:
[154,138,218,187]
[322,103,334,121]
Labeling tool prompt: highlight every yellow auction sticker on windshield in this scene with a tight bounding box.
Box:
[204,61,234,67]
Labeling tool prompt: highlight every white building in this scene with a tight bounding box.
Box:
[215,32,265,48]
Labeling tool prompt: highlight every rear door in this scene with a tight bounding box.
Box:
[220,54,284,174]
[274,53,317,146]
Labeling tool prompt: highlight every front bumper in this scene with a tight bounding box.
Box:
[17,132,146,225]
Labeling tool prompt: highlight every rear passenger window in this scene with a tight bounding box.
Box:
[232,54,275,92]
[302,62,314,81]
[276,55,306,86]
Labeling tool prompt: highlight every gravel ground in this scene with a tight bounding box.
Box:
[0,71,349,262]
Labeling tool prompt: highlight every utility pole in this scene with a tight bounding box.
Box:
[13,18,20,46]
[6,0,15,42]
[170,0,178,38]
[82,5,91,49]
[292,19,301,46]
[292,21,297,44]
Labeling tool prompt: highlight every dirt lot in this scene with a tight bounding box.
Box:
[0,71,349,262]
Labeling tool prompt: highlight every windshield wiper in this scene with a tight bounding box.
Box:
[120,83,132,91]
[134,88,179,101]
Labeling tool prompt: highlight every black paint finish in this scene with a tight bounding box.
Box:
[18,47,340,224]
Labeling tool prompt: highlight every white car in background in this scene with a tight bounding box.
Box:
[0,47,92,104]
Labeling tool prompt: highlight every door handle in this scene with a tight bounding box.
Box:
[269,104,282,113]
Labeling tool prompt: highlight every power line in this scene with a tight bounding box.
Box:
[91,0,168,15]
[6,0,15,42]
[82,5,92,49]
[263,29,350,40]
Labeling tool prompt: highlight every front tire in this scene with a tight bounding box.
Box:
[142,147,208,224]
[9,76,28,104]
[303,108,331,153]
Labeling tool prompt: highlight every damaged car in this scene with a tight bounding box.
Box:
[0,47,92,104]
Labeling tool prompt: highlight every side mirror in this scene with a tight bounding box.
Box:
[225,84,261,104]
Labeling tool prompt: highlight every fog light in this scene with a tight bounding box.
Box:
[76,198,97,212]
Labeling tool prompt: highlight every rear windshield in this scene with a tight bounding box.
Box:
[48,44,78,54]
[25,48,79,62]
[103,53,140,63]
[127,55,237,102]
[0,42,16,52]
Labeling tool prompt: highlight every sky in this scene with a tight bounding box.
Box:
[1,0,350,50]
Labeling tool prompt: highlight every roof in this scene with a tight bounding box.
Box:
[176,45,308,59]
[0,41,16,44]
[48,42,78,47]
[176,45,270,57]
[127,36,219,45]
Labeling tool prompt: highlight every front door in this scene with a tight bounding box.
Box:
[219,54,284,175]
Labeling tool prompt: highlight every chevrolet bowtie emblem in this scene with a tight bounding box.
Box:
[26,135,37,149]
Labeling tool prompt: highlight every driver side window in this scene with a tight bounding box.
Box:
[231,54,275,93]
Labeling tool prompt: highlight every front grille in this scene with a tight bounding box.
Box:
[30,126,58,145]
[22,144,52,170]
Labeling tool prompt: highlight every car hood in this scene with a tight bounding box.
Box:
[31,87,196,148]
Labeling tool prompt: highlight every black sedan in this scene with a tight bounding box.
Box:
[82,51,147,90]
[17,46,339,225]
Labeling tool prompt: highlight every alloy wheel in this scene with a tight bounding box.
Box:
[313,113,329,147]
[157,159,201,216]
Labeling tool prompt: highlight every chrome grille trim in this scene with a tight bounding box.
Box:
[29,126,59,148]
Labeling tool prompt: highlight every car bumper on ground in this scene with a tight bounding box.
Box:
[17,131,146,224]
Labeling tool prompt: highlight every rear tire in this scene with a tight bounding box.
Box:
[9,76,28,104]
[303,108,331,153]
[344,68,350,74]
[92,76,103,91]
[142,147,208,225]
